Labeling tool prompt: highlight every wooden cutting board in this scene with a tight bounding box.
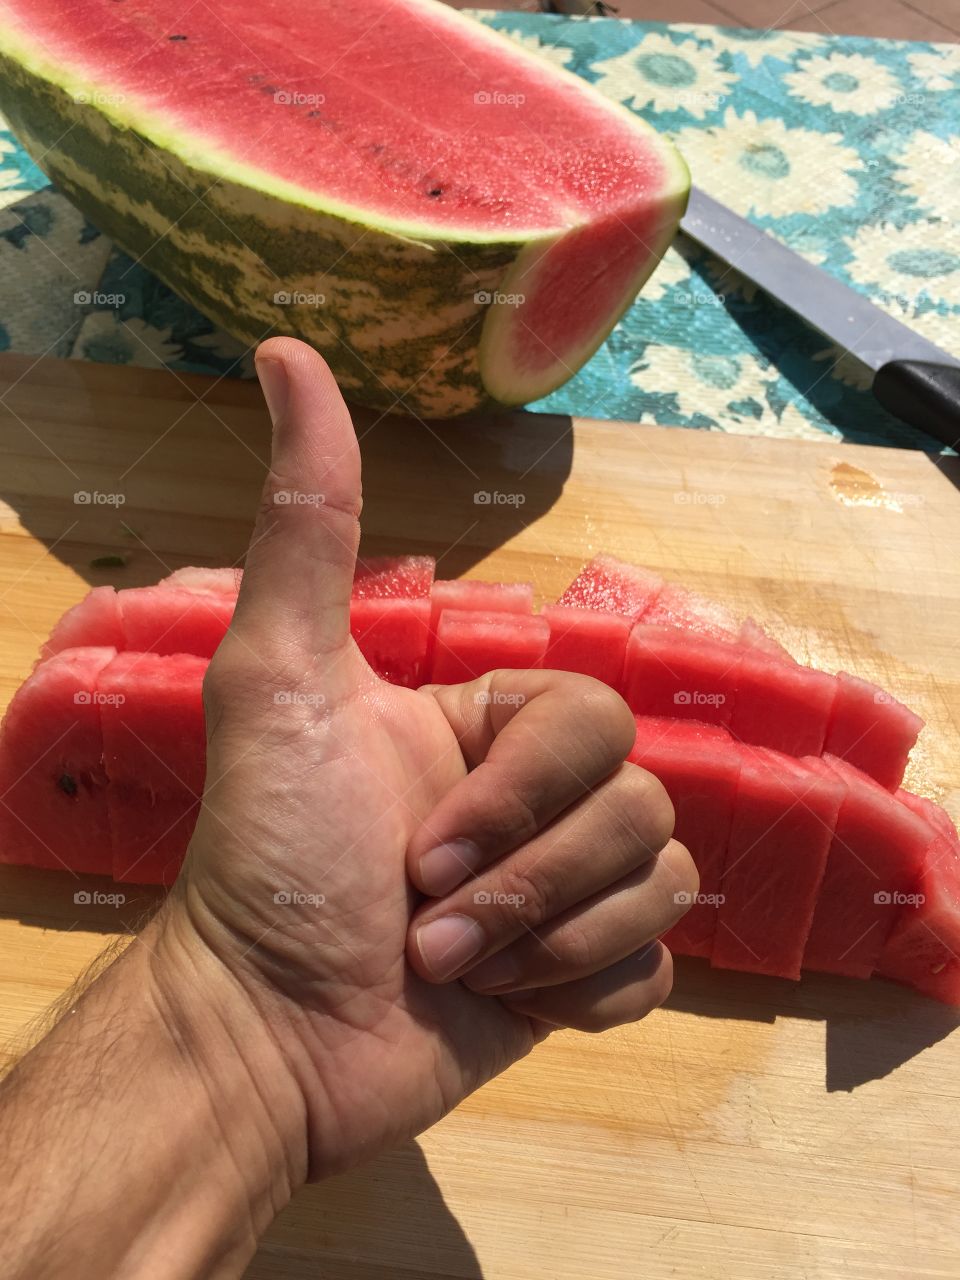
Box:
[1,353,959,1280]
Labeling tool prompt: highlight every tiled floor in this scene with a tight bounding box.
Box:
[448,0,960,41]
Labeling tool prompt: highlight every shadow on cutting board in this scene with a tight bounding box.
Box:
[667,956,960,1092]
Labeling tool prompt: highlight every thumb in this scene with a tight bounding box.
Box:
[229,337,362,667]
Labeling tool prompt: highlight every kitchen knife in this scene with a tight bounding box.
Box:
[680,186,960,449]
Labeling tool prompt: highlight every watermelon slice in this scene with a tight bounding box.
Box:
[431,610,549,684]
[713,747,843,980]
[352,556,435,600]
[428,579,533,671]
[824,672,922,791]
[641,581,737,640]
[118,586,235,659]
[350,598,431,688]
[0,647,116,875]
[739,617,793,661]
[801,756,934,978]
[876,791,960,1005]
[0,0,688,417]
[621,626,739,727]
[542,606,631,688]
[732,650,837,757]
[557,555,662,620]
[628,717,740,959]
[42,586,123,659]
[99,652,207,885]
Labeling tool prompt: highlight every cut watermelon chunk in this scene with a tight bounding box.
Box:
[99,652,207,885]
[739,617,793,661]
[824,672,923,791]
[118,586,235,659]
[640,581,737,640]
[0,0,688,416]
[876,791,960,1005]
[542,606,631,688]
[713,747,843,980]
[557,555,662,621]
[428,579,533,671]
[0,647,116,875]
[732,650,837,757]
[352,555,435,600]
[802,756,931,978]
[431,610,549,684]
[350,597,431,688]
[41,586,123,659]
[161,566,243,596]
[621,626,739,727]
[628,717,740,959]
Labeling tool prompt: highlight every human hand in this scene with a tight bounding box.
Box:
[163,337,697,1189]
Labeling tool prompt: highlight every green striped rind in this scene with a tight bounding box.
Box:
[0,49,528,417]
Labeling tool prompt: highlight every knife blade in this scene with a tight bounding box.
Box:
[679,186,960,449]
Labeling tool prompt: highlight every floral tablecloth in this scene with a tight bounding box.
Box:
[1,15,958,448]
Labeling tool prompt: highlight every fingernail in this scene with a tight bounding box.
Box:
[256,356,289,426]
[418,839,483,896]
[416,915,484,980]
[466,949,522,993]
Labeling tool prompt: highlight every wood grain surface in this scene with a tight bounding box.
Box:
[1,353,958,1279]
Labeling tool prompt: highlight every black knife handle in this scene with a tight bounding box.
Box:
[873,360,960,450]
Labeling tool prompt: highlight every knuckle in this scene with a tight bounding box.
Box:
[552,921,600,975]
[662,839,699,914]
[620,765,675,853]
[574,679,637,761]
[494,861,553,929]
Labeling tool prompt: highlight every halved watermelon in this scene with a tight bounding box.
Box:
[713,747,843,980]
[802,756,931,978]
[0,0,688,417]
[352,556,435,600]
[99,652,207,885]
[622,626,739,727]
[876,791,960,1005]
[542,605,631,688]
[431,610,549,684]
[628,716,740,959]
[824,672,922,791]
[0,647,116,875]
[557,555,662,620]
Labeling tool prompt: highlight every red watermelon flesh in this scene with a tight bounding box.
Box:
[732,650,837,757]
[824,672,922,791]
[622,626,739,727]
[431,610,549,684]
[161,567,243,596]
[876,791,960,1005]
[739,617,793,661]
[352,555,435,600]
[99,652,207,885]
[640,581,737,640]
[41,586,123,659]
[350,597,431,688]
[118,585,235,659]
[628,716,740,959]
[428,579,533,670]
[542,605,631,688]
[0,646,116,875]
[713,747,843,979]
[557,555,662,621]
[802,756,930,978]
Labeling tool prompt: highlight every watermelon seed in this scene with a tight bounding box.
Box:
[58,774,78,798]
[168,34,188,41]
[428,187,443,198]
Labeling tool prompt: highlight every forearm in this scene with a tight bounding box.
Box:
[0,899,307,1280]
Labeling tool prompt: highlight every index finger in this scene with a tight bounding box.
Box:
[408,669,638,897]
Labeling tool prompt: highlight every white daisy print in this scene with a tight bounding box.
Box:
[718,28,821,71]
[907,50,958,93]
[721,400,831,441]
[846,221,960,309]
[117,316,183,367]
[505,31,575,70]
[892,132,960,222]
[591,32,735,120]
[672,109,863,219]
[784,52,901,116]
[630,344,776,424]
